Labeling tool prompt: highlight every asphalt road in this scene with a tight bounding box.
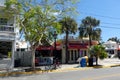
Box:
[0,67,120,80]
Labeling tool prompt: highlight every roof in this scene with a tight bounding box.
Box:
[104,41,117,45]
[36,40,98,50]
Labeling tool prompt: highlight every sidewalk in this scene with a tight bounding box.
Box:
[0,58,120,77]
[98,58,120,66]
[53,58,120,72]
[63,58,120,68]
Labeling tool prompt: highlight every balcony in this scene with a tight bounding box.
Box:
[0,25,14,32]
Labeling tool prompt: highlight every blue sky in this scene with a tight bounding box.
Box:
[21,0,120,42]
[76,0,120,42]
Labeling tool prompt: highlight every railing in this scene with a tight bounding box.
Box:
[0,35,15,40]
[0,25,14,32]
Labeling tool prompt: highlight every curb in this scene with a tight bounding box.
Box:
[0,64,120,77]
[0,71,41,77]
[109,64,120,67]
[93,64,120,68]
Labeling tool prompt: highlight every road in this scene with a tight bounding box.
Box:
[0,67,120,80]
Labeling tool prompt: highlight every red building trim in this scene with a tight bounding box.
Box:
[36,40,98,50]
[68,45,88,49]
[36,46,54,50]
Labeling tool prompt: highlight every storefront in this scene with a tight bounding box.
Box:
[61,40,89,63]
[36,44,62,65]
[36,38,98,64]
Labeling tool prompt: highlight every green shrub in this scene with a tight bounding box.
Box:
[99,51,107,60]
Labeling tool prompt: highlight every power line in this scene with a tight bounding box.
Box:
[100,26,120,29]
[80,12,120,20]
[101,22,120,26]
[77,18,120,26]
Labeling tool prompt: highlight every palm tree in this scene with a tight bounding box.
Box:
[78,24,85,40]
[78,25,86,49]
[59,17,77,63]
[90,45,107,65]
[79,16,101,47]
[92,28,102,42]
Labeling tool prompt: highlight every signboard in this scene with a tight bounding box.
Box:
[38,57,53,65]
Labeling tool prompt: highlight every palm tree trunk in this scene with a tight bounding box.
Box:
[89,34,92,47]
[65,31,69,63]
[96,56,98,65]
[88,32,93,59]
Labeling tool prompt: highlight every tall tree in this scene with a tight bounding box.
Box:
[78,25,85,40]
[79,16,101,47]
[92,28,101,41]
[5,0,79,68]
[59,17,77,63]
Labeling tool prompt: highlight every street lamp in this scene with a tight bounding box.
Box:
[53,31,57,58]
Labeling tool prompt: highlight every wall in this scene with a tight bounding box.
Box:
[15,51,32,67]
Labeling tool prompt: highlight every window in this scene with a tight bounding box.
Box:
[21,48,25,51]
[68,50,70,61]
[75,50,77,60]
[71,50,73,60]
[84,50,87,56]
[0,18,8,25]
[78,50,79,57]
[16,49,20,51]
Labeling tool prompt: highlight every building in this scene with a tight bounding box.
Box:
[16,40,28,51]
[103,40,119,58]
[0,0,19,69]
[36,37,98,64]
[61,37,98,63]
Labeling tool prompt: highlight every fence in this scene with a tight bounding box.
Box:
[14,51,32,67]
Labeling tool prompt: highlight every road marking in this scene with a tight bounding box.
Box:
[83,73,120,80]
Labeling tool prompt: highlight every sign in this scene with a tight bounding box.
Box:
[38,57,53,65]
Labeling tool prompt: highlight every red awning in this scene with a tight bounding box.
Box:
[36,46,54,50]
[117,48,120,50]
[36,46,61,50]
[68,45,88,49]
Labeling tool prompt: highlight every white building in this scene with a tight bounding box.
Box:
[16,40,28,51]
[103,40,119,58]
[0,0,19,69]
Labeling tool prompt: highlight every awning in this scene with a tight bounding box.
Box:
[68,45,88,49]
[117,48,120,50]
[36,46,53,50]
[36,46,61,50]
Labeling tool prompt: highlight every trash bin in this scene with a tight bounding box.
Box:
[88,57,93,66]
[80,58,86,67]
